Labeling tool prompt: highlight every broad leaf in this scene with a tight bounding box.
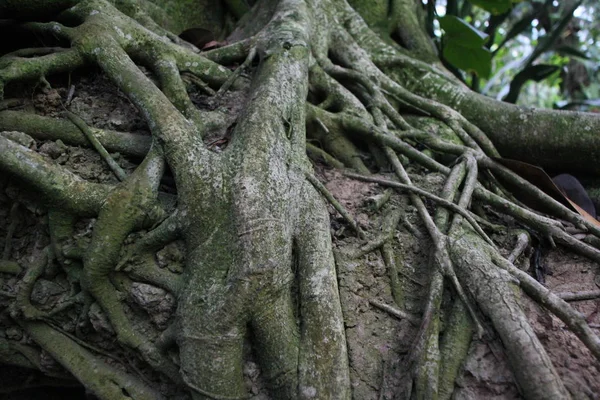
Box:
[440,16,492,77]
[443,42,492,78]
[493,158,600,227]
[439,15,489,47]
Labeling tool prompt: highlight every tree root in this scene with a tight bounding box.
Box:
[20,320,163,400]
[344,171,494,247]
[305,171,365,238]
[65,111,128,181]
[558,290,600,302]
[0,110,152,157]
[1,0,599,399]
[369,299,419,325]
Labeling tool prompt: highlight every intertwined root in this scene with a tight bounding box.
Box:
[0,0,599,399]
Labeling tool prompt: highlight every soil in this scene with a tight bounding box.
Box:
[1,71,599,400]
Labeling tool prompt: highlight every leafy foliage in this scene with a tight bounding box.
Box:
[431,0,600,109]
[440,15,492,77]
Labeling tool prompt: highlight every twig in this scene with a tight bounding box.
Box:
[217,46,256,95]
[182,72,216,96]
[401,215,422,238]
[315,117,330,133]
[382,242,403,306]
[348,209,401,258]
[66,84,76,105]
[365,189,393,211]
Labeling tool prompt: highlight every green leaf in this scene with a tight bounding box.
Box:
[439,15,488,48]
[469,0,514,15]
[443,42,492,78]
[503,64,560,103]
[440,16,492,78]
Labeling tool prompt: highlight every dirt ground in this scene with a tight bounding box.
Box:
[1,72,599,399]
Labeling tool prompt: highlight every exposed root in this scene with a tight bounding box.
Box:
[304,171,365,238]
[12,246,51,320]
[1,0,599,399]
[508,230,531,263]
[20,320,163,400]
[66,111,128,181]
[305,142,345,169]
[369,299,420,325]
[558,290,600,302]
[0,260,20,275]
[217,46,256,95]
[0,110,152,157]
[344,171,494,247]
[493,254,600,360]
